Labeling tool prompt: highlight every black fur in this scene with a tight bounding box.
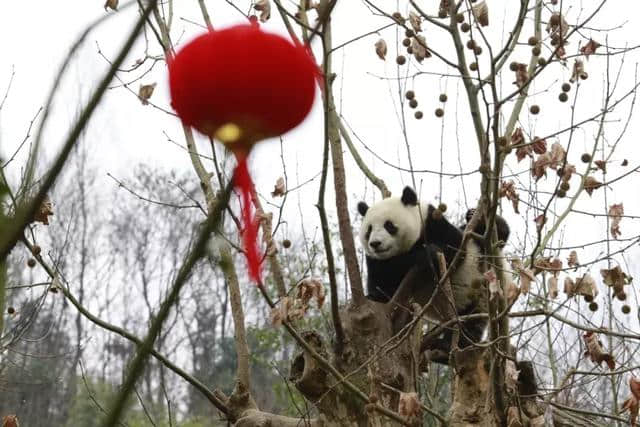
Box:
[461,208,510,248]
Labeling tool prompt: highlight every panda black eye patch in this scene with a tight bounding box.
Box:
[384,220,398,235]
[366,225,372,239]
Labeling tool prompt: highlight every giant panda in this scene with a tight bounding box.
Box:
[357,186,510,362]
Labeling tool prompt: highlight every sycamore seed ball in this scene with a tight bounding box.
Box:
[562,83,571,92]
[466,40,476,50]
[622,305,631,314]
[530,105,540,115]
[532,46,541,56]
[474,46,483,55]
[439,93,448,103]
[435,108,444,117]
[407,46,414,54]
[456,13,465,23]
[405,90,415,100]
[396,55,406,65]
[438,10,447,19]
[7,307,15,314]
[559,92,569,102]
[282,239,292,249]
[405,29,414,37]
[528,36,539,46]
[402,38,411,47]
[584,294,594,303]
[27,258,36,268]
[409,99,418,109]
[589,302,598,312]
[560,181,570,191]
[461,22,470,32]
[438,203,447,212]
[557,189,566,198]
[509,61,518,71]
[415,111,423,119]
[470,62,478,71]
[581,153,592,163]
[538,57,547,67]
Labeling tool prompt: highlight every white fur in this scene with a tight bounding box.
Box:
[359,197,429,260]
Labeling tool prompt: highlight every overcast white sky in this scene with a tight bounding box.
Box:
[2,1,640,285]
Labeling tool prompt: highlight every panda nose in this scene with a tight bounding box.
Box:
[370,240,382,249]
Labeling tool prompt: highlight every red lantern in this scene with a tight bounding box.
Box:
[169,23,317,283]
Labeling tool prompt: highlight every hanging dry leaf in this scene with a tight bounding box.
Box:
[408,11,422,33]
[574,273,598,298]
[398,392,422,420]
[600,265,630,297]
[567,250,579,268]
[485,269,500,297]
[138,82,156,105]
[513,63,529,91]
[505,360,520,394]
[1,415,19,427]
[104,0,118,11]
[549,142,566,168]
[546,13,568,38]
[507,407,523,427]
[532,137,547,155]
[621,377,640,427]
[549,276,558,299]
[583,331,615,370]
[519,268,535,294]
[608,203,624,239]
[580,39,601,58]
[472,1,489,27]
[295,277,326,311]
[563,276,575,296]
[33,195,54,225]
[375,38,387,60]
[560,163,576,183]
[271,177,285,197]
[534,214,546,233]
[516,145,533,163]
[254,0,271,22]
[532,153,552,182]
[511,127,525,146]
[584,176,603,196]
[411,35,431,62]
[570,59,588,83]
[506,281,520,305]
[270,296,292,326]
[594,160,607,173]
[499,180,520,214]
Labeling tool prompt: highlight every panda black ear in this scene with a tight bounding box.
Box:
[401,187,418,206]
[357,202,369,216]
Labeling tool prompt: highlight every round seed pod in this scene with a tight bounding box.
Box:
[509,61,518,71]
[622,305,631,314]
[537,57,547,67]
[466,40,476,50]
[402,38,411,47]
[7,307,15,314]
[557,189,566,198]
[469,62,478,71]
[405,90,415,100]
[581,153,592,163]
[414,111,423,119]
[282,239,292,249]
[584,294,594,303]
[589,302,598,312]
[439,93,448,103]
[409,99,418,109]
[27,258,36,268]
[528,36,539,46]
[407,46,414,54]
[438,10,447,19]
[560,181,570,191]
[559,92,569,102]
[438,203,447,212]
[562,82,571,92]
[456,13,465,23]
[405,29,415,38]
[435,108,444,117]
[474,46,483,55]
[532,46,541,56]
[461,23,470,32]
[396,55,406,65]
[530,105,540,115]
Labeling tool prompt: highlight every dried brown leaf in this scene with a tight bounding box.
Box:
[532,137,547,155]
[519,268,535,294]
[254,0,271,22]
[549,276,558,299]
[567,250,579,268]
[408,11,422,33]
[271,177,285,198]
[499,180,520,214]
[580,39,601,58]
[138,82,156,105]
[411,35,431,62]
[574,273,598,298]
[532,153,552,182]
[398,392,422,420]
[570,59,587,83]
[584,176,603,196]
[104,0,118,11]
[439,0,450,17]
[600,265,629,296]
[550,142,566,168]
[472,1,489,27]
[560,163,576,183]
[33,195,54,225]
[375,38,387,60]
[534,214,546,233]
[583,331,615,370]
[608,203,624,239]
[506,281,520,305]
[1,416,19,427]
[513,63,528,91]
[594,159,607,173]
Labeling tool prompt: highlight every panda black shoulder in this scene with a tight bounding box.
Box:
[422,204,464,265]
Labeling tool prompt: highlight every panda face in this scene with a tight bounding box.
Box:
[357,187,423,260]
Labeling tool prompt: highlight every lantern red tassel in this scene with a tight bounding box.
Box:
[233,154,262,282]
